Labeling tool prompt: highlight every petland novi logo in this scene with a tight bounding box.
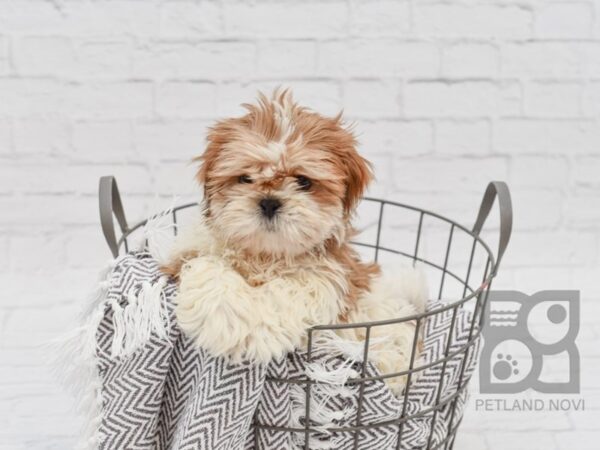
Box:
[479,290,580,394]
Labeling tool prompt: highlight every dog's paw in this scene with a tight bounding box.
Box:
[175,255,305,364]
[176,256,256,356]
[235,323,298,364]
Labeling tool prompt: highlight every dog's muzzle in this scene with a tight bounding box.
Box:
[259,197,281,219]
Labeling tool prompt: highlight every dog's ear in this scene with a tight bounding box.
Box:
[343,147,373,215]
[195,118,242,200]
[326,114,374,215]
[195,120,236,209]
[196,122,226,187]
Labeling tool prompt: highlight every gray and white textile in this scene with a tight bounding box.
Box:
[75,252,479,450]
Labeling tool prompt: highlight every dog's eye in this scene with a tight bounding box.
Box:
[238,175,253,184]
[295,175,312,190]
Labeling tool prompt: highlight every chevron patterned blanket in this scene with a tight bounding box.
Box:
[65,252,479,450]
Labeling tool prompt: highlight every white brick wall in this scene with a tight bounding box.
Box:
[0,0,598,448]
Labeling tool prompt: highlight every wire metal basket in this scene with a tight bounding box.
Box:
[98,176,512,450]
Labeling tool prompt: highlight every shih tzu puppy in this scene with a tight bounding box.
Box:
[164,89,427,392]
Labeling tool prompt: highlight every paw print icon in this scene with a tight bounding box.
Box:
[493,353,520,380]
[479,290,580,394]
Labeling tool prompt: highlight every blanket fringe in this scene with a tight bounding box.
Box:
[139,200,178,265]
[54,254,172,449]
[51,258,118,450]
[290,332,390,449]
[109,276,170,358]
[311,330,394,362]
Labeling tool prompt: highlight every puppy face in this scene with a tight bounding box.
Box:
[197,90,373,257]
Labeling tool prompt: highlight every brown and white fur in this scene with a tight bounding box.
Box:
[163,90,427,393]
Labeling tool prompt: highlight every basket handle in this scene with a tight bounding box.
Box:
[99,176,129,258]
[472,181,512,271]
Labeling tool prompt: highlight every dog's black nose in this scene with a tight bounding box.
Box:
[259,197,281,219]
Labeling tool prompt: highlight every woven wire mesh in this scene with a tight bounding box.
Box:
[101,178,509,450]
